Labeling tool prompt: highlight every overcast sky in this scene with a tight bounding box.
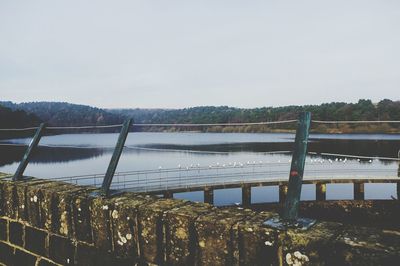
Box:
[0,1,399,109]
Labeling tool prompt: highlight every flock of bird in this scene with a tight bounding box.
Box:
[154,157,375,171]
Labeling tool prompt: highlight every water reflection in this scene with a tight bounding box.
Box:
[0,145,105,167]
[0,133,398,204]
[139,139,400,158]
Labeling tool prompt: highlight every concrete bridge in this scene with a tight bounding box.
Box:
[141,176,400,206]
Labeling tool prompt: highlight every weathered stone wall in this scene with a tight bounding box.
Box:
[0,173,399,265]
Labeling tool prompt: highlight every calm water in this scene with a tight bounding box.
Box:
[0,132,399,205]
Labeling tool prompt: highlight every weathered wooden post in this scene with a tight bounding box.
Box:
[279,184,288,204]
[204,187,214,205]
[163,191,173,199]
[316,183,326,201]
[264,112,315,230]
[13,123,46,181]
[98,119,132,197]
[397,150,399,199]
[354,182,364,200]
[242,184,251,207]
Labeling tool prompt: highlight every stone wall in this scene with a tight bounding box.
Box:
[0,173,399,265]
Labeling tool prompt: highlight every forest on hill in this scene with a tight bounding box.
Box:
[0,104,42,138]
[1,99,400,134]
[110,99,400,133]
[0,101,123,127]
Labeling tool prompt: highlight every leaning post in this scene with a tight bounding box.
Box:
[100,119,132,197]
[397,150,399,199]
[283,111,311,220]
[13,123,46,181]
[264,112,315,230]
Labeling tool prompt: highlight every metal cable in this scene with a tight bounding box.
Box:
[308,152,400,161]
[0,143,28,147]
[312,120,400,124]
[46,124,123,130]
[1,119,399,132]
[0,120,296,132]
[0,143,113,149]
[0,126,39,131]
[131,120,298,127]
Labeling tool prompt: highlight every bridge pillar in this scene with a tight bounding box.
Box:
[204,187,214,205]
[396,155,400,198]
[242,184,251,207]
[316,183,326,201]
[279,184,288,204]
[163,191,173,199]
[397,182,400,200]
[354,182,364,200]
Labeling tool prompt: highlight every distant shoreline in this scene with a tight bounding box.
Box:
[133,124,400,134]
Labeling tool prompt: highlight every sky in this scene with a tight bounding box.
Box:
[0,0,399,109]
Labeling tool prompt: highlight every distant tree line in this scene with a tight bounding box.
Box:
[110,99,400,133]
[1,99,400,136]
[1,101,123,127]
[0,104,42,138]
[109,99,400,123]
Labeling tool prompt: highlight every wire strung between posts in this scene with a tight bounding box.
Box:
[0,124,123,132]
[0,126,39,132]
[0,120,296,132]
[0,143,114,149]
[2,119,400,131]
[312,120,400,124]
[46,124,123,130]
[308,151,400,161]
[131,120,298,127]
[0,143,29,147]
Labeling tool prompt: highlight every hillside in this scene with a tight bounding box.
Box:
[0,104,42,138]
[110,100,400,123]
[1,99,400,134]
[0,101,123,127]
[109,99,400,133]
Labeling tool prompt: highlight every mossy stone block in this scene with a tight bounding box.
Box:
[109,194,156,261]
[164,201,214,266]
[194,207,255,266]
[237,211,277,266]
[138,198,188,265]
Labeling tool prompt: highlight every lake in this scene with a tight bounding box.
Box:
[0,132,399,205]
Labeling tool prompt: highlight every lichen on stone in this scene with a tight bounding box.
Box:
[112,210,119,219]
[265,241,273,246]
[199,240,206,248]
[286,251,309,265]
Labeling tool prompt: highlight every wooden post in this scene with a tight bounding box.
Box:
[279,184,288,204]
[316,183,326,201]
[13,123,46,181]
[163,191,173,199]
[283,112,311,221]
[101,119,132,197]
[204,187,214,205]
[397,150,399,199]
[242,184,251,207]
[397,182,400,201]
[354,182,364,200]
